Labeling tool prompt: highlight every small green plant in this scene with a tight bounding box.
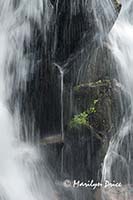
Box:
[69,111,89,128]
[69,99,99,129]
[88,106,96,114]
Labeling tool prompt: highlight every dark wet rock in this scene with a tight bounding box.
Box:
[23,1,122,199]
[20,0,121,140]
[62,79,127,185]
[72,80,118,134]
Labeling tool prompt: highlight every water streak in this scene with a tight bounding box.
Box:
[94,0,133,198]
[0,1,55,200]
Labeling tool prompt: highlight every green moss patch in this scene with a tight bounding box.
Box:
[69,99,99,129]
[74,79,111,92]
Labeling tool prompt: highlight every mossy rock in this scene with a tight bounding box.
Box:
[69,111,89,129]
[73,79,112,113]
[74,80,112,107]
[74,80,111,93]
[69,98,99,130]
[68,79,125,140]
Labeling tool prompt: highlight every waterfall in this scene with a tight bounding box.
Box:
[0,1,55,200]
[53,63,64,140]
[2,0,132,199]
[93,0,133,198]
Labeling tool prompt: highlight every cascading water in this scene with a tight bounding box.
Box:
[53,63,65,175]
[2,0,132,200]
[53,63,64,140]
[0,1,55,200]
[93,0,133,199]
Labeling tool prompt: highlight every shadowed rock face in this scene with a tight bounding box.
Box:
[18,0,121,178]
[19,1,96,137]
[61,79,125,184]
[51,1,96,63]
[22,0,120,138]
[17,2,122,199]
[50,0,121,64]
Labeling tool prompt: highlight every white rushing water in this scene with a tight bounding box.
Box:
[96,0,133,198]
[0,1,55,200]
